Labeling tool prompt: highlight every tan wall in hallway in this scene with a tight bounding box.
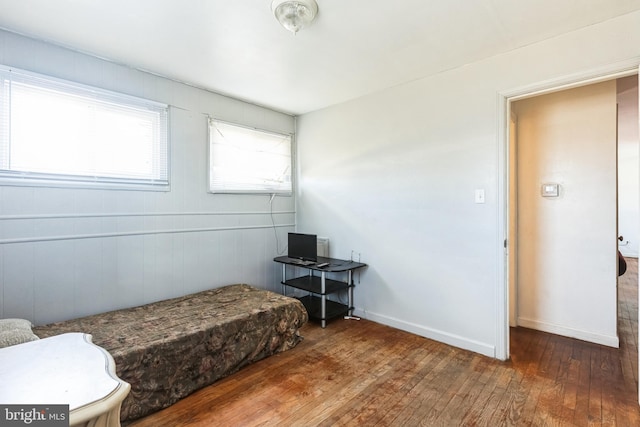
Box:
[513,80,618,346]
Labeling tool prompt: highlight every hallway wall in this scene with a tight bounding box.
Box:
[513,80,618,346]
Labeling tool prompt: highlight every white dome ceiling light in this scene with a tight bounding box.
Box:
[271,0,318,34]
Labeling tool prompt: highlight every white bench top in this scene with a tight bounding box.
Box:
[0,332,130,426]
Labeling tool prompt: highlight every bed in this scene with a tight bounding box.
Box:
[32,283,308,423]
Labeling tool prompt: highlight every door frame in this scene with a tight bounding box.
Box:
[496,59,640,363]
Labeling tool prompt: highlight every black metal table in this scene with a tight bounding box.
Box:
[274,256,367,328]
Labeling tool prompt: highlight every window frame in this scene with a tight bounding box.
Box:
[0,65,170,191]
[208,118,293,195]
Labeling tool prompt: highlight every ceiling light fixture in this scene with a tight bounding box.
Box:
[272,0,318,34]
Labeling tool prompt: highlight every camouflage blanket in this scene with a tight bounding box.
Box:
[33,284,308,422]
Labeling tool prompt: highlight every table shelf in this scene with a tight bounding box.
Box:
[298,295,351,321]
[282,275,351,295]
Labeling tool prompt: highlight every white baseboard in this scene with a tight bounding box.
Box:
[352,308,496,358]
[517,317,619,348]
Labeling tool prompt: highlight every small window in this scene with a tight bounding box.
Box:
[209,119,292,194]
[0,66,169,190]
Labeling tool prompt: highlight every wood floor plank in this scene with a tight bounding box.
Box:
[588,345,604,425]
[374,345,466,426]
[409,350,479,425]
[320,339,436,426]
[377,346,459,426]
[130,258,640,427]
[457,359,507,425]
[274,328,424,427]
[435,354,500,425]
[508,327,551,426]
[573,345,594,427]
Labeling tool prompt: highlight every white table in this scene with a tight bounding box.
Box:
[0,332,130,427]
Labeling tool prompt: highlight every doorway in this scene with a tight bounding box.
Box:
[509,80,619,348]
[498,65,640,363]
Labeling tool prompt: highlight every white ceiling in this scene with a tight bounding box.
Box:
[0,0,638,115]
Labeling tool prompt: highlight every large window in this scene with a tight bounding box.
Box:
[209,119,292,194]
[0,66,169,190]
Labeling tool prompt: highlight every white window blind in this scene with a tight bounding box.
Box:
[209,119,292,194]
[0,66,169,190]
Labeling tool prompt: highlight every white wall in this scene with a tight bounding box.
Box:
[0,30,295,325]
[296,11,640,357]
[618,76,640,258]
[514,81,618,347]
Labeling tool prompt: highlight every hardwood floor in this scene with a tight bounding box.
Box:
[130,260,640,426]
